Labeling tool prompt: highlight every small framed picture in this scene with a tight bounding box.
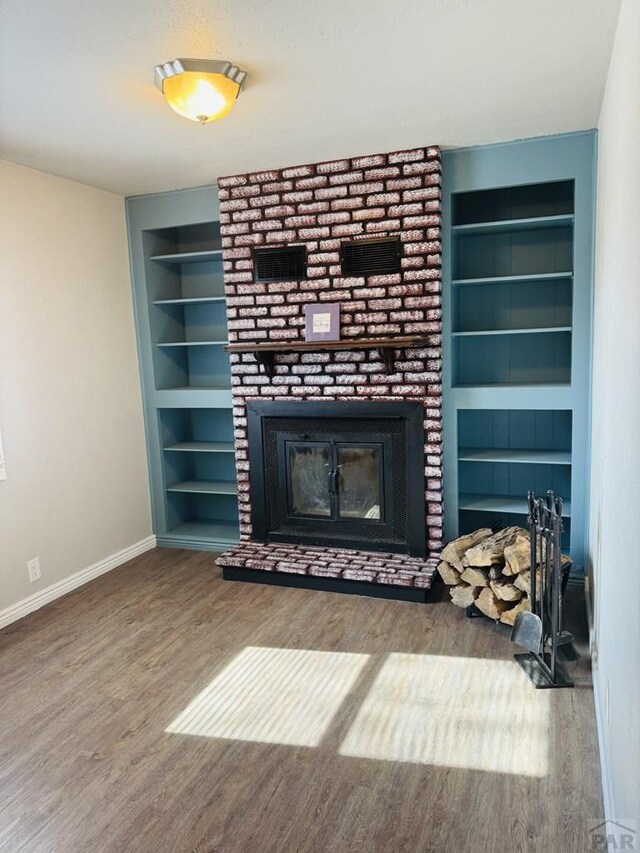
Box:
[303,303,340,342]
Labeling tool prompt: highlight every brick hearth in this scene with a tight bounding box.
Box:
[216,145,443,593]
[216,543,439,589]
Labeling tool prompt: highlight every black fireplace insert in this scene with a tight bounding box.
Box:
[247,401,426,556]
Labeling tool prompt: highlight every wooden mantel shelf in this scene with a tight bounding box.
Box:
[226,335,429,377]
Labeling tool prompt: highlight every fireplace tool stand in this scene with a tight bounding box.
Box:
[512,490,574,689]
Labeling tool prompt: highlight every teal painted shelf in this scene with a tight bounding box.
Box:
[164,441,235,454]
[154,296,226,306]
[452,326,571,337]
[167,520,238,538]
[157,340,229,348]
[161,520,240,547]
[452,271,573,287]
[167,480,238,496]
[150,249,223,264]
[458,448,572,465]
[452,214,574,237]
[459,493,572,517]
[155,388,233,409]
[453,382,571,390]
[159,386,231,392]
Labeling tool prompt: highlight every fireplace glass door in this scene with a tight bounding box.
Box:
[286,441,383,524]
[288,443,331,518]
[338,446,381,520]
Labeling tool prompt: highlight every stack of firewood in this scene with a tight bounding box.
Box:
[438,526,568,625]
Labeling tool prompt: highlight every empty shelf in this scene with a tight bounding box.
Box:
[167,480,238,495]
[452,214,574,237]
[164,520,240,544]
[159,386,231,392]
[150,249,223,264]
[458,448,572,465]
[453,326,572,337]
[153,296,226,306]
[164,442,235,454]
[452,272,573,287]
[453,382,571,390]
[459,493,571,517]
[157,340,229,348]
[155,388,233,410]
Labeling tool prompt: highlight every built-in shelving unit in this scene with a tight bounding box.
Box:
[443,133,596,568]
[126,187,239,551]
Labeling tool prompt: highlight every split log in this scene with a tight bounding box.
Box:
[499,596,530,626]
[437,561,462,586]
[489,579,524,602]
[441,528,493,568]
[460,566,491,588]
[475,587,510,620]
[502,535,531,576]
[449,584,480,608]
[514,570,531,594]
[513,562,568,596]
[462,526,529,567]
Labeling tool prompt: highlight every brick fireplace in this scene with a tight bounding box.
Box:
[215,146,443,600]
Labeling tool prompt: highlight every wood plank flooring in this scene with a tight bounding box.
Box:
[0,549,603,852]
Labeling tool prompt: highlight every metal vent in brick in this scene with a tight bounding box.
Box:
[341,236,402,276]
[253,245,307,282]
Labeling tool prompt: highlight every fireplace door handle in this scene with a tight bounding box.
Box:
[328,469,339,496]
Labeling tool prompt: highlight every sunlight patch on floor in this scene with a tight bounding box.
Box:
[339,653,550,776]
[166,646,369,747]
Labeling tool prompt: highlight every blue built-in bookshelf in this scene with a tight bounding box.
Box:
[126,187,240,551]
[442,132,596,569]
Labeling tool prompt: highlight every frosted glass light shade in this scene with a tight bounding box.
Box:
[155,59,247,124]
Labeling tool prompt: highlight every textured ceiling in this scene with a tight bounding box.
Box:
[0,0,621,197]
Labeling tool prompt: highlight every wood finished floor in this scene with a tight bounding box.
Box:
[0,549,602,853]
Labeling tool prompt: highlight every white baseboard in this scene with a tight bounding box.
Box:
[0,535,156,629]
[586,573,615,826]
[593,674,615,826]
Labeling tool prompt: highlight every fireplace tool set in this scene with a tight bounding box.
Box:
[511,490,574,689]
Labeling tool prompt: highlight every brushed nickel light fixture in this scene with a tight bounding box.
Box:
[154,59,247,124]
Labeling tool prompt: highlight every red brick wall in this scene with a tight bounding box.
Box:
[218,146,443,555]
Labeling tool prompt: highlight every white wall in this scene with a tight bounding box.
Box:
[589,0,640,825]
[0,161,152,617]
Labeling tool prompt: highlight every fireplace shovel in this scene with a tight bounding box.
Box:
[511,610,543,654]
[511,491,543,654]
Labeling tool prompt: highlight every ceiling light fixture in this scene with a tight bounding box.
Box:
[154,59,247,124]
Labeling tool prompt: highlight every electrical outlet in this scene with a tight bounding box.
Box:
[27,557,41,583]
